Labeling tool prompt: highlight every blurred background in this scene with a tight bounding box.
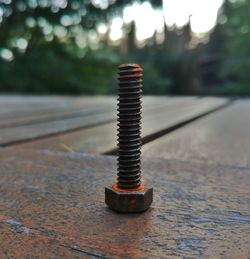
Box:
[0,0,249,96]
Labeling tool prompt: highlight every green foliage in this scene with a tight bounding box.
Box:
[0,0,126,94]
[220,0,250,95]
[0,0,249,96]
[0,43,118,94]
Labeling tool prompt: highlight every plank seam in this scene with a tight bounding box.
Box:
[1,100,193,129]
[0,119,116,147]
[0,108,114,129]
[61,244,109,259]
[104,99,235,156]
[0,100,196,147]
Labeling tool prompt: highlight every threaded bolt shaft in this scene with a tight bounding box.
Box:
[105,63,153,213]
[117,64,143,189]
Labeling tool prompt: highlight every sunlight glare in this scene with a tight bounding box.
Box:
[135,2,156,41]
[0,48,14,61]
[109,17,123,41]
[123,3,139,24]
[111,0,223,42]
[97,23,108,34]
[123,2,165,42]
[163,0,224,33]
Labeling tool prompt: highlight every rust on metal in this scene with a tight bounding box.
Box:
[105,63,153,213]
[105,185,153,213]
[111,183,145,192]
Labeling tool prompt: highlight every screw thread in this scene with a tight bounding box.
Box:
[117,64,143,189]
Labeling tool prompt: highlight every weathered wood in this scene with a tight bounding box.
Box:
[0,111,116,146]
[0,96,193,126]
[142,100,250,167]
[14,97,229,154]
[0,215,85,258]
[0,148,249,258]
[0,96,117,127]
[0,96,77,117]
[0,97,196,145]
[0,96,184,119]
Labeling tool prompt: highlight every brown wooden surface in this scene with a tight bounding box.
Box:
[0,148,249,258]
[0,96,196,146]
[0,96,194,127]
[14,97,228,153]
[0,96,117,129]
[0,215,84,258]
[0,95,249,258]
[142,100,250,167]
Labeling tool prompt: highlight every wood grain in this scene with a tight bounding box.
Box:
[14,97,229,153]
[0,96,117,127]
[0,148,249,258]
[0,96,193,127]
[0,97,195,146]
[142,100,250,167]
[0,215,86,258]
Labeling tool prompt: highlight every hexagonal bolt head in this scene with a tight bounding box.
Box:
[105,185,153,213]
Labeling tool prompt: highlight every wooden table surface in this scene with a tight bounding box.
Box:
[0,95,249,258]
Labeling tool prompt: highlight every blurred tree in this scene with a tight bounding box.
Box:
[0,0,129,47]
[219,0,250,95]
[1,0,249,96]
[0,0,163,94]
[0,0,131,93]
[197,23,228,94]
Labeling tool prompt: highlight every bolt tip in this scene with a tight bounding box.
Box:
[119,63,142,70]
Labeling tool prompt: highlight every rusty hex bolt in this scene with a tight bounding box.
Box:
[105,64,153,213]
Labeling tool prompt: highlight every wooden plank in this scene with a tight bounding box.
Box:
[142,100,250,167]
[0,96,117,127]
[0,96,75,117]
[0,148,249,258]
[0,97,196,146]
[0,96,195,127]
[14,97,229,154]
[0,111,116,146]
[0,95,188,119]
[0,215,85,258]
[0,102,114,128]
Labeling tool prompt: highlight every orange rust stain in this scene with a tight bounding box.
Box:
[133,73,143,77]
[111,183,144,192]
[132,67,143,72]
[0,214,8,221]
[120,73,143,78]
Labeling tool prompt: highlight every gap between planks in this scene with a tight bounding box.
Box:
[0,99,195,148]
[104,99,234,156]
[0,118,116,148]
[2,98,233,151]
